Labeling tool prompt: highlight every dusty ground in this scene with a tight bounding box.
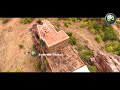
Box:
[112,24,120,39]
[0,18,41,72]
[47,18,105,51]
[0,18,110,72]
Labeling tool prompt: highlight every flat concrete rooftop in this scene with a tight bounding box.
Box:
[37,20,69,48]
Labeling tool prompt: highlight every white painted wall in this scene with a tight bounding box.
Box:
[73,65,90,72]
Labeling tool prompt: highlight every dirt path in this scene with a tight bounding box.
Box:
[0,18,41,72]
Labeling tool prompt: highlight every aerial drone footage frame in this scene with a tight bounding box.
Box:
[0,16,120,72]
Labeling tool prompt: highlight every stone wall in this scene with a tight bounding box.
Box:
[47,39,69,53]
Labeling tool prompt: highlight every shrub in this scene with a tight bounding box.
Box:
[61,18,69,20]
[68,22,71,25]
[104,41,120,55]
[86,21,93,29]
[35,63,42,72]
[15,69,22,72]
[115,45,120,55]
[95,35,102,43]
[81,18,88,22]
[69,36,76,45]
[89,29,97,34]
[106,46,113,52]
[66,18,71,21]
[71,18,78,22]
[19,44,24,49]
[44,58,48,65]
[79,50,93,61]
[88,65,97,72]
[100,32,105,39]
[80,53,90,61]
[76,45,86,51]
[98,29,103,33]
[88,20,101,29]
[57,18,63,20]
[64,22,69,27]
[92,21,101,30]
[87,19,116,41]
[66,32,73,36]
[80,22,88,28]
[21,18,34,24]
[103,27,118,41]
[84,50,94,56]
[32,44,37,51]
[64,21,71,27]
[39,39,45,47]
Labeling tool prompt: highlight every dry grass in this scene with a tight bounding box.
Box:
[0,18,109,72]
[0,18,40,72]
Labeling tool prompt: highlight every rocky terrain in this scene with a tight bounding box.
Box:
[0,18,120,72]
[91,51,120,72]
